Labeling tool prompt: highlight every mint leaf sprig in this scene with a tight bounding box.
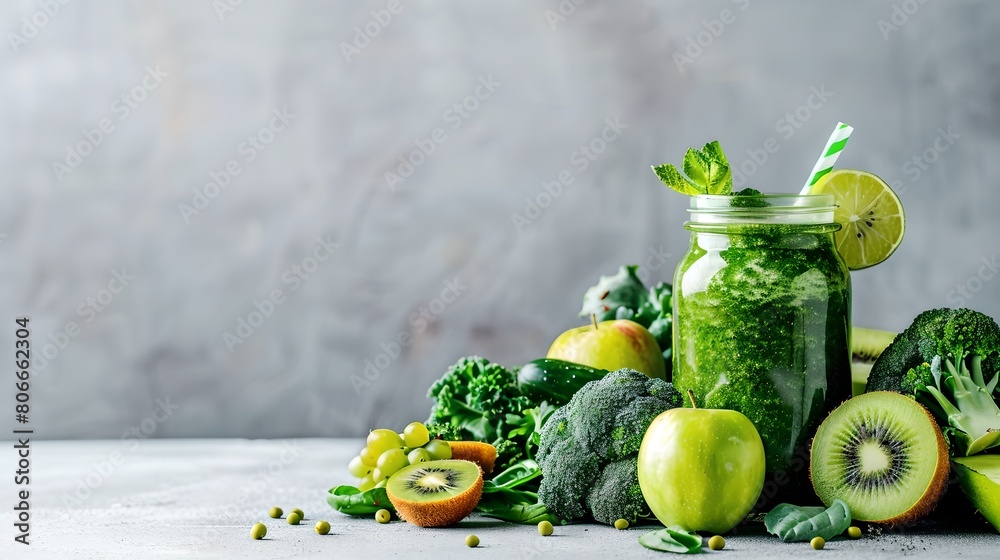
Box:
[652,140,733,196]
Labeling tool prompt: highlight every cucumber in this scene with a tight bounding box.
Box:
[517,359,608,406]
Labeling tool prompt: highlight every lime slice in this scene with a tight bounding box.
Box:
[809,170,905,270]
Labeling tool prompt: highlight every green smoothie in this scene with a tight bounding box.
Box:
[672,194,851,503]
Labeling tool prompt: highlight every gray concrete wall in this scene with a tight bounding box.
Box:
[2,0,998,439]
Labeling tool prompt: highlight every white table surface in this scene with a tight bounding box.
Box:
[2,439,998,559]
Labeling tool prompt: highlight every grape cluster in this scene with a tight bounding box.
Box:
[348,422,452,490]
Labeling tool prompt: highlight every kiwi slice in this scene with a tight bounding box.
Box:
[386,459,483,527]
[851,327,897,396]
[810,391,948,524]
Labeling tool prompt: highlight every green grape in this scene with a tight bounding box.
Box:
[348,456,373,478]
[359,446,379,467]
[357,474,375,491]
[407,448,431,465]
[402,422,430,447]
[424,440,452,460]
[375,448,408,478]
[371,468,386,483]
[366,429,404,455]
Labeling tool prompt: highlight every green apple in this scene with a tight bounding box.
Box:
[547,317,665,379]
[637,392,765,534]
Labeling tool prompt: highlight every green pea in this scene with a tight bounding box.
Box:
[613,518,629,530]
[537,520,553,536]
[290,508,304,519]
[375,509,391,523]
[315,520,331,535]
[465,534,480,548]
[286,512,302,525]
[250,522,267,540]
[268,507,283,519]
[708,535,725,550]
[811,536,825,550]
[847,526,862,539]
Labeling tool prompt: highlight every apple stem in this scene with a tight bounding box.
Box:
[686,389,698,409]
[590,313,599,331]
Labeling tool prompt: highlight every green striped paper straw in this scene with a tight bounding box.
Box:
[800,122,853,194]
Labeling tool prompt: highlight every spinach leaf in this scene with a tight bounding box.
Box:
[327,485,395,516]
[478,502,559,525]
[638,526,703,553]
[764,500,852,542]
[475,459,554,525]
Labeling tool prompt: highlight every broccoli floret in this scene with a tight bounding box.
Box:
[585,457,647,525]
[867,308,1000,397]
[870,308,1000,456]
[536,369,682,524]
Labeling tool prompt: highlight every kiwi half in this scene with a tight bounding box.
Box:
[810,391,948,525]
[386,459,483,527]
[851,327,898,396]
[446,441,497,474]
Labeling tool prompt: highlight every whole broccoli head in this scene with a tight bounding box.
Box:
[867,308,1000,397]
[536,369,682,524]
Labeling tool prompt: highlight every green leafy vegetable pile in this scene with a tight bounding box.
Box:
[536,368,683,525]
[425,356,538,471]
[580,265,673,377]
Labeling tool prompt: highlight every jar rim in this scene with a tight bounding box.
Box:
[689,194,836,211]
[687,194,838,225]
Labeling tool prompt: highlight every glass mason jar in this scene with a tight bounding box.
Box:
[672,194,852,503]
